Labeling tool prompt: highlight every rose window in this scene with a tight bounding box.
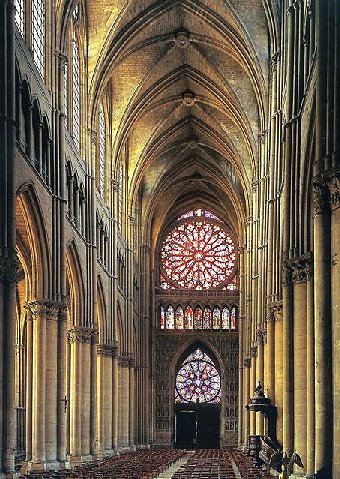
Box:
[160,211,237,290]
[175,348,221,403]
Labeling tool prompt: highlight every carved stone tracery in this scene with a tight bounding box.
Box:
[97,342,119,357]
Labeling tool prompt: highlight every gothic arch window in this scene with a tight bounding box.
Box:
[175,348,221,404]
[160,208,237,290]
[72,31,80,150]
[63,4,84,152]
[98,101,106,198]
[14,0,45,77]
[117,162,123,232]
[15,0,25,36]
[159,304,237,331]
[32,0,45,77]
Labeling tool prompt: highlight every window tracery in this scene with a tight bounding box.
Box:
[15,0,25,36]
[160,210,236,291]
[175,348,221,404]
[72,31,80,150]
[99,102,106,197]
[160,304,237,331]
[32,0,45,77]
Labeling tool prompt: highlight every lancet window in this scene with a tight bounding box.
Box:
[160,304,237,331]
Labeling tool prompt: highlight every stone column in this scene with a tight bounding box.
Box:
[97,343,117,454]
[112,349,119,448]
[282,262,294,454]
[265,306,275,404]
[24,300,60,470]
[273,303,283,445]
[255,333,265,436]
[291,256,308,474]
[243,358,251,445]
[129,357,136,446]
[312,180,332,475]
[118,355,130,447]
[249,347,257,436]
[57,307,67,463]
[328,174,340,477]
[67,326,95,463]
[45,304,60,467]
[306,257,315,476]
[25,315,33,462]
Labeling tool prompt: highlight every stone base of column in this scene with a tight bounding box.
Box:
[25,460,62,472]
[66,454,95,465]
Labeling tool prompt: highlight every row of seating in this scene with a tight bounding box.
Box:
[230,449,273,479]
[172,449,236,479]
[19,448,187,479]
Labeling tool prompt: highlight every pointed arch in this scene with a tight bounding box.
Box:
[16,183,51,298]
[65,241,85,326]
[97,275,107,343]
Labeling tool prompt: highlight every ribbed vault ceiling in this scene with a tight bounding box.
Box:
[87,0,273,241]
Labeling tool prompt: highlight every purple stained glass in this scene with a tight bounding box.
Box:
[175,348,221,403]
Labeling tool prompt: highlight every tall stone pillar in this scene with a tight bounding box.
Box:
[291,256,308,474]
[255,334,265,435]
[118,355,130,447]
[249,347,257,436]
[328,174,340,477]
[312,180,332,476]
[306,257,315,476]
[243,358,251,445]
[273,302,283,445]
[97,343,117,454]
[57,307,67,463]
[129,358,136,446]
[282,262,294,454]
[67,326,96,463]
[112,349,119,448]
[25,300,47,469]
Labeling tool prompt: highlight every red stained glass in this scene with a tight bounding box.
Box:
[175,306,184,329]
[160,212,236,290]
[194,306,203,329]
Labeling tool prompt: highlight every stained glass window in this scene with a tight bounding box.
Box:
[32,0,45,77]
[184,306,193,329]
[231,306,236,330]
[72,31,80,150]
[194,306,202,329]
[64,61,68,127]
[166,305,174,329]
[203,307,212,329]
[15,0,25,36]
[118,163,123,232]
[99,102,106,197]
[175,348,221,403]
[222,307,230,329]
[213,307,221,329]
[175,306,184,329]
[160,212,236,290]
[160,305,165,329]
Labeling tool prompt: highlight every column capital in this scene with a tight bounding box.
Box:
[327,174,340,212]
[0,253,18,284]
[284,253,313,284]
[243,357,251,368]
[67,326,98,344]
[250,345,258,358]
[266,300,283,323]
[118,354,135,368]
[256,329,267,345]
[24,299,61,320]
[97,341,119,357]
[312,179,328,217]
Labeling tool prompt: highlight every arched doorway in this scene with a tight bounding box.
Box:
[174,347,221,448]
